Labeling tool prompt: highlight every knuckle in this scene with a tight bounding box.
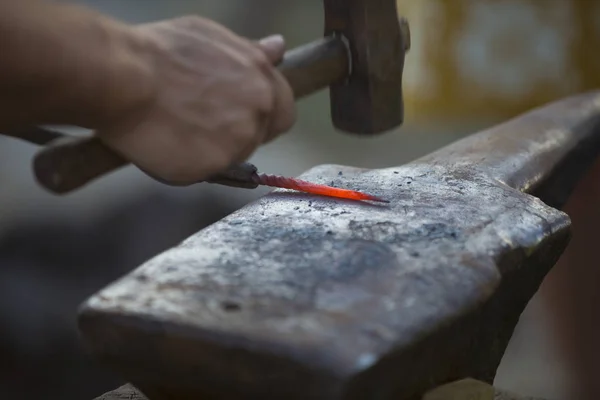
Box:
[249,47,272,71]
[214,109,263,145]
[248,77,275,112]
[173,15,206,29]
[233,117,262,143]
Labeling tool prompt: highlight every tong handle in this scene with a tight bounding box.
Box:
[33,136,127,193]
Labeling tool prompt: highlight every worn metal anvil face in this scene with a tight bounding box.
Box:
[80,92,600,400]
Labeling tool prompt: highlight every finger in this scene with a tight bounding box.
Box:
[234,112,271,162]
[254,35,295,141]
[263,69,296,142]
[256,34,286,64]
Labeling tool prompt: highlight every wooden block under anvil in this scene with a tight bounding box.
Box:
[79,92,600,399]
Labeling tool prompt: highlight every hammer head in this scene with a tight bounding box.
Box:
[324,0,409,134]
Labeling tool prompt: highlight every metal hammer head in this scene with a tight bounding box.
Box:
[324,0,409,134]
[77,92,600,399]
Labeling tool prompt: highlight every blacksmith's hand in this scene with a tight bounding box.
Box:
[0,3,295,186]
[96,17,295,185]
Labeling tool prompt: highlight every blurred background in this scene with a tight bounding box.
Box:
[1,0,599,399]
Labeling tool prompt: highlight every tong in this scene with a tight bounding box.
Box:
[2,126,260,192]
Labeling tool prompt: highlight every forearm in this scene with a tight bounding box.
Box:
[0,0,152,130]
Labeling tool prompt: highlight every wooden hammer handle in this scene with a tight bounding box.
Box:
[31,36,349,194]
[33,135,128,192]
[1,125,262,190]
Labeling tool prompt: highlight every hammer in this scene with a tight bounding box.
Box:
[14,1,410,195]
[78,91,600,400]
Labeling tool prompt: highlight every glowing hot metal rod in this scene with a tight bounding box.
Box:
[251,172,389,203]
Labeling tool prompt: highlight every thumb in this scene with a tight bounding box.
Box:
[256,34,286,63]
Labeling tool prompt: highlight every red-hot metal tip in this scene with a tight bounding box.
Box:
[252,173,390,203]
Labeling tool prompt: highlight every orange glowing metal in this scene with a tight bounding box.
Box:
[251,173,389,203]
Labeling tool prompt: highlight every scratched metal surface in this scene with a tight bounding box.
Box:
[79,92,600,400]
[93,383,549,400]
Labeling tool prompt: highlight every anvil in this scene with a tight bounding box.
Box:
[81,91,600,400]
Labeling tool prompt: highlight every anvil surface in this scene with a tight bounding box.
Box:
[79,92,600,400]
[94,383,549,400]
